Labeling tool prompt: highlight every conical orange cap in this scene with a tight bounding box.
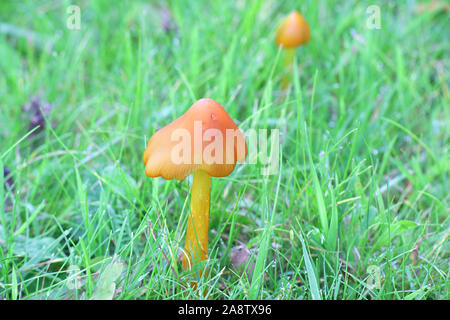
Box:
[276,11,310,48]
[143,98,247,180]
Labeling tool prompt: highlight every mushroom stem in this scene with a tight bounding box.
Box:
[182,169,211,271]
[281,48,296,90]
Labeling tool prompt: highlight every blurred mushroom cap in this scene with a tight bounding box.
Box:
[276,11,310,48]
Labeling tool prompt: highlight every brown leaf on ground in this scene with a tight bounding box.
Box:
[230,243,255,279]
[23,96,54,137]
[3,166,14,190]
[410,238,424,264]
[160,5,178,34]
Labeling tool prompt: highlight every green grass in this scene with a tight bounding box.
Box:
[0,0,448,300]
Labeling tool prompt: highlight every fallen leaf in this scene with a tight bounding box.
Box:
[3,166,14,189]
[160,5,178,34]
[23,96,54,137]
[230,244,255,279]
[91,260,124,300]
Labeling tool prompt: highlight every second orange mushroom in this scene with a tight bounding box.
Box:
[276,10,310,90]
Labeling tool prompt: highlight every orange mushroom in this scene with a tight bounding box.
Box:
[143,98,247,272]
[275,10,310,90]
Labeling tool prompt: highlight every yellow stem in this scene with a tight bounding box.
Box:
[182,169,211,271]
[281,48,296,91]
